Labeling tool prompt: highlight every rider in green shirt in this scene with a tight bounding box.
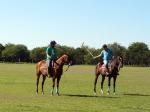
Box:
[46,40,57,77]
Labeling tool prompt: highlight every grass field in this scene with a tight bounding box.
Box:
[0,63,150,112]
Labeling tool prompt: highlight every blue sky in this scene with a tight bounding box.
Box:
[0,0,150,49]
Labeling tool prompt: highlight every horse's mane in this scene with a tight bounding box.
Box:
[109,56,123,72]
[111,56,123,63]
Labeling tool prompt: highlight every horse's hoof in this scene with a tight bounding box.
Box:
[47,76,51,78]
[56,93,60,96]
[36,92,38,95]
[114,93,116,95]
[94,92,96,96]
[107,92,110,95]
[51,93,54,96]
[101,90,104,95]
[42,92,44,95]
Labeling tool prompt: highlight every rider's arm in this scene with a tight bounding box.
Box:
[94,54,101,59]
[47,54,51,59]
[94,51,103,59]
[46,48,51,59]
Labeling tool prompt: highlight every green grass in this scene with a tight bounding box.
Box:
[0,63,150,112]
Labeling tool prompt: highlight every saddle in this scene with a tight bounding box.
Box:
[47,61,59,78]
[98,61,111,76]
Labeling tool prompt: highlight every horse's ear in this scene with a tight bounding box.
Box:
[112,56,115,59]
[118,56,124,67]
[61,54,68,62]
[118,56,123,61]
[64,54,71,60]
[116,55,120,59]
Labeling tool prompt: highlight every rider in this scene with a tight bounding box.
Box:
[94,44,113,76]
[46,40,57,77]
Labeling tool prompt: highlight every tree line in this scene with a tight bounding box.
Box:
[0,42,150,66]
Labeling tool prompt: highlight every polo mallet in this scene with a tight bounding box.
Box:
[81,42,94,58]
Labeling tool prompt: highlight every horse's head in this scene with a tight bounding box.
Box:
[109,56,123,74]
[61,54,72,65]
[118,56,123,68]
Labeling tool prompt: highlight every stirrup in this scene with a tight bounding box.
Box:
[47,74,51,78]
[105,72,109,77]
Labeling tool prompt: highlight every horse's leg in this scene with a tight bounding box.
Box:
[41,75,46,95]
[51,78,55,96]
[36,75,40,94]
[101,75,105,95]
[113,76,117,95]
[93,73,99,95]
[107,76,111,95]
[56,76,61,96]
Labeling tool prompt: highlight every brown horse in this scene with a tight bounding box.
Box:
[36,54,72,95]
[94,56,123,95]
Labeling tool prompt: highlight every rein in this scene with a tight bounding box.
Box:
[108,56,122,73]
[54,55,71,72]
[65,64,71,72]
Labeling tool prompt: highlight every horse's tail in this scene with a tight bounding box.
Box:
[36,60,47,76]
[95,63,100,75]
[36,61,41,76]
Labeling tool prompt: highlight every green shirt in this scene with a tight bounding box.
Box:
[46,47,57,60]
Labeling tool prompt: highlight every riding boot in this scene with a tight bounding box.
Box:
[105,71,109,77]
[48,67,52,78]
[105,66,109,77]
[105,68,109,77]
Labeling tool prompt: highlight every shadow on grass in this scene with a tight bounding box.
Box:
[123,93,150,96]
[62,94,120,98]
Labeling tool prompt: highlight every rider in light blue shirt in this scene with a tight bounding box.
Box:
[94,44,113,75]
[100,45,112,66]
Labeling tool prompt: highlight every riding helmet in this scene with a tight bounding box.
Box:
[50,40,57,46]
[102,44,107,48]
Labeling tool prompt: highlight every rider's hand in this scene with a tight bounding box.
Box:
[93,57,96,59]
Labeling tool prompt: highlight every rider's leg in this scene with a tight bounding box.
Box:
[103,60,109,76]
[50,59,53,76]
[47,59,53,77]
[47,59,50,76]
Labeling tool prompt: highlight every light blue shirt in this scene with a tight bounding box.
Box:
[100,48,112,60]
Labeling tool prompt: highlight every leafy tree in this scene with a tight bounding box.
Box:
[84,48,101,64]
[108,42,127,57]
[56,45,75,58]
[2,44,15,62]
[73,47,86,64]
[2,44,29,62]
[126,42,149,65]
[0,43,5,57]
[13,45,30,62]
[1,42,149,66]
[30,47,46,62]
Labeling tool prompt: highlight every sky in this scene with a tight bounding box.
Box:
[0,0,150,49]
